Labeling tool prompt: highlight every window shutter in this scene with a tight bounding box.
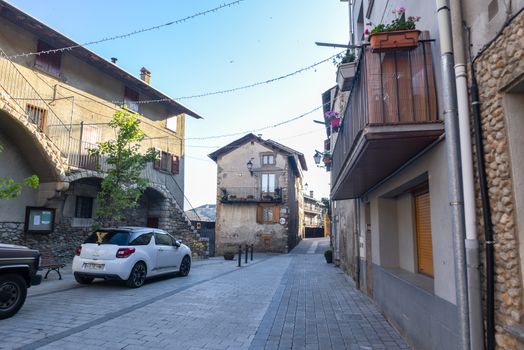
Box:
[415,190,433,277]
[171,155,180,174]
[272,206,280,224]
[256,206,263,224]
[35,40,61,76]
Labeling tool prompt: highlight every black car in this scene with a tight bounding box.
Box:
[0,243,42,319]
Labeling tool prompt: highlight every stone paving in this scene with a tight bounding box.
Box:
[0,238,410,350]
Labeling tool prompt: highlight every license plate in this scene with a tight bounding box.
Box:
[83,263,105,270]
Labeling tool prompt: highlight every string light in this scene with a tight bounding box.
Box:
[8,0,247,59]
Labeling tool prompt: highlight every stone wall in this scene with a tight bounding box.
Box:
[473,10,524,350]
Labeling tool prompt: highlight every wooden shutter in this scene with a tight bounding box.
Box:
[256,206,263,224]
[171,155,180,174]
[35,40,61,76]
[414,188,433,277]
[272,206,279,224]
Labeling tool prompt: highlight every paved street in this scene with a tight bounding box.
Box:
[1,238,409,350]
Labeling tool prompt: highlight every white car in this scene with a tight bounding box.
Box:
[72,227,191,288]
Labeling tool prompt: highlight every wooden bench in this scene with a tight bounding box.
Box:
[39,248,66,280]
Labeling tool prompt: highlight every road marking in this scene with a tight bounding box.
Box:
[307,241,318,254]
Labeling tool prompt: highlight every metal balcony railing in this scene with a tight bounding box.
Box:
[331,39,438,185]
[218,187,283,203]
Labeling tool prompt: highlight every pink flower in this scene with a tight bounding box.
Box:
[397,6,406,14]
[364,28,369,35]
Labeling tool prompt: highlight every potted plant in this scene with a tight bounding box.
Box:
[366,7,421,52]
[324,249,333,263]
[334,50,357,91]
[323,151,332,165]
[325,111,341,133]
[223,250,235,260]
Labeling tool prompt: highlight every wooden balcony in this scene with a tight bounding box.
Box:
[331,38,443,200]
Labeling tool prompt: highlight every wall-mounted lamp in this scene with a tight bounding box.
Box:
[246,159,253,176]
[313,150,323,167]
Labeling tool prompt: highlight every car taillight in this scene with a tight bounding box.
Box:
[116,247,135,258]
[75,246,82,256]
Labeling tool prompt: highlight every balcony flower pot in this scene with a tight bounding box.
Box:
[330,117,341,133]
[336,62,356,92]
[369,29,420,52]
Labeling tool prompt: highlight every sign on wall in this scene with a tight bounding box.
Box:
[24,207,55,234]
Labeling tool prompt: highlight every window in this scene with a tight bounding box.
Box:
[123,87,139,112]
[75,196,93,218]
[85,230,130,245]
[154,232,173,246]
[261,173,276,193]
[26,104,47,132]
[130,233,153,246]
[414,185,433,277]
[35,40,61,76]
[166,116,178,132]
[160,151,169,171]
[257,205,279,224]
[261,154,275,165]
[171,155,180,175]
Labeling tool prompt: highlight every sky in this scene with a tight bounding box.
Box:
[7,0,350,210]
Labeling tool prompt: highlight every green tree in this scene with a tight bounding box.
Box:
[0,144,39,199]
[90,110,156,226]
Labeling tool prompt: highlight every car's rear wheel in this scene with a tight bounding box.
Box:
[0,274,27,320]
[126,262,146,288]
[74,274,94,285]
[178,256,191,277]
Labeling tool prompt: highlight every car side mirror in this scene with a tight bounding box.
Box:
[174,241,181,248]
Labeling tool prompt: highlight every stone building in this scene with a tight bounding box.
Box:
[0,1,208,259]
[209,133,306,255]
[325,0,524,349]
[303,191,325,238]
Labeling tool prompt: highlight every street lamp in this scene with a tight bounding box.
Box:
[246,159,253,175]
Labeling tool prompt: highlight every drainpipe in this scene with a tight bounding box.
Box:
[435,1,470,349]
[471,68,495,350]
[450,1,484,349]
[355,199,360,290]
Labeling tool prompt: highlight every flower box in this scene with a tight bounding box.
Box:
[336,62,356,92]
[369,30,420,53]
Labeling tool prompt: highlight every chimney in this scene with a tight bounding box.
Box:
[140,67,151,84]
[310,190,314,198]
[110,57,118,64]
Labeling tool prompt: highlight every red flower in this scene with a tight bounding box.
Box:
[364,28,369,35]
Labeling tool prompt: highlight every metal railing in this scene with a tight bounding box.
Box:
[0,49,72,159]
[331,40,438,184]
[218,187,283,203]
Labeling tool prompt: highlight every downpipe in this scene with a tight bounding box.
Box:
[436,1,471,349]
[450,0,485,348]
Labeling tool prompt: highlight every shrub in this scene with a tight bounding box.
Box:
[223,250,235,260]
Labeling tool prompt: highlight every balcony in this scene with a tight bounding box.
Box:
[218,187,283,204]
[331,38,443,200]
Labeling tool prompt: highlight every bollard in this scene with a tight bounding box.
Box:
[251,244,254,261]
[245,244,248,264]
[238,245,242,267]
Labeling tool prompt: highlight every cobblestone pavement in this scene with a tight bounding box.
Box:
[1,238,409,350]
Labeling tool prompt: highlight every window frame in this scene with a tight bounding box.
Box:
[123,87,140,112]
[261,173,277,194]
[34,40,62,77]
[74,196,94,219]
[261,153,276,166]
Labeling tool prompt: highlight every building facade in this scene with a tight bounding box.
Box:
[0,1,208,259]
[326,0,524,349]
[209,134,306,254]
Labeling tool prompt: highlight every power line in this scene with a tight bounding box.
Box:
[8,0,247,59]
[185,105,324,140]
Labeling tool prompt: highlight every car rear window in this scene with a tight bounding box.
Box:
[84,230,130,246]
